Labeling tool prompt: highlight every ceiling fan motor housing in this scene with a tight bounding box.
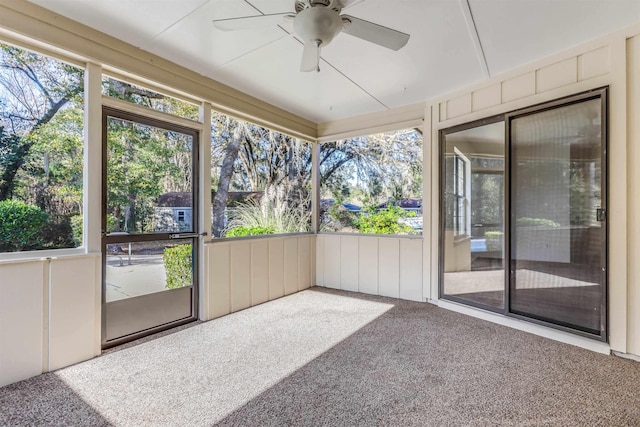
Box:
[294,6,343,47]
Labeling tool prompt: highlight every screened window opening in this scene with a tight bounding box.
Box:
[319,128,423,235]
[102,76,199,121]
[0,43,84,252]
[210,112,312,238]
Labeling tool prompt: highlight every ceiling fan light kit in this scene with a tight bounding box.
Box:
[213,0,410,73]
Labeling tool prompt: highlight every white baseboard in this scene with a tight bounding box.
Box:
[437,299,611,355]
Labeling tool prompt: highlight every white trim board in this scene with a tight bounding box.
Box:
[437,299,611,355]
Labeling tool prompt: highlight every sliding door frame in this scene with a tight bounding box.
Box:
[438,114,506,315]
[439,87,609,341]
[504,87,608,341]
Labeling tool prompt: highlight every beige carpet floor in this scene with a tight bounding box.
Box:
[1,287,639,426]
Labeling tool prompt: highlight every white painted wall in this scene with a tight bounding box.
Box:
[205,235,315,320]
[316,234,423,302]
[0,255,99,387]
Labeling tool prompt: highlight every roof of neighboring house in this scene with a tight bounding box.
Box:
[320,199,361,212]
[378,198,422,209]
[157,192,192,207]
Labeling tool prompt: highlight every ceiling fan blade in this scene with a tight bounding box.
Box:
[213,13,292,31]
[301,42,320,72]
[336,0,362,9]
[341,15,409,50]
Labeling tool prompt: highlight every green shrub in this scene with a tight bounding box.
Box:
[163,244,192,290]
[484,231,503,239]
[0,199,48,251]
[71,214,117,246]
[516,217,560,228]
[225,225,275,237]
[484,231,503,251]
[70,215,83,246]
[355,205,415,235]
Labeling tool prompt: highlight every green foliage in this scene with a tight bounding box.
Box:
[225,225,275,237]
[355,205,415,235]
[70,214,117,246]
[223,185,310,237]
[324,202,358,232]
[516,217,560,228]
[163,244,192,290]
[319,129,423,233]
[0,199,47,251]
[484,231,504,238]
[484,231,503,251]
[70,214,83,246]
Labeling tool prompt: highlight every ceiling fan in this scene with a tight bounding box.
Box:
[212,0,410,72]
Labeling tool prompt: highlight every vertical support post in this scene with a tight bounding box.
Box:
[84,62,103,356]
[311,142,320,234]
[84,62,102,253]
[199,102,212,321]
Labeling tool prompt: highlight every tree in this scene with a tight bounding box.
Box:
[0,43,84,201]
[210,113,313,237]
[319,129,423,204]
[0,44,84,250]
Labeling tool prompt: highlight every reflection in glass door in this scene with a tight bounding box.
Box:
[509,94,606,336]
[441,120,506,311]
[102,107,199,347]
[440,89,608,340]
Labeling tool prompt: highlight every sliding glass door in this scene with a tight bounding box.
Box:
[440,88,607,340]
[441,118,506,311]
[508,94,606,336]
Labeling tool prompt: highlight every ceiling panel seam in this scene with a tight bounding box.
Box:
[213,1,294,70]
[460,0,490,78]
[319,52,390,110]
[145,0,211,48]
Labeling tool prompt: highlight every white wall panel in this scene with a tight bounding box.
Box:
[0,261,44,387]
[340,236,359,292]
[316,235,424,301]
[298,236,311,291]
[579,46,610,81]
[472,84,501,112]
[502,72,536,102]
[209,244,230,319]
[230,243,251,312]
[268,239,285,299]
[207,235,312,317]
[399,239,423,302]
[447,94,472,119]
[536,57,577,93]
[284,238,298,295]
[323,235,341,289]
[316,235,325,286]
[358,237,379,295]
[626,34,640,356]
[48,257,98,371]
[251,240,269,306]
[378,238,400,298]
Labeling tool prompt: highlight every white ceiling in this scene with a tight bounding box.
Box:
[27,0,640,123]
